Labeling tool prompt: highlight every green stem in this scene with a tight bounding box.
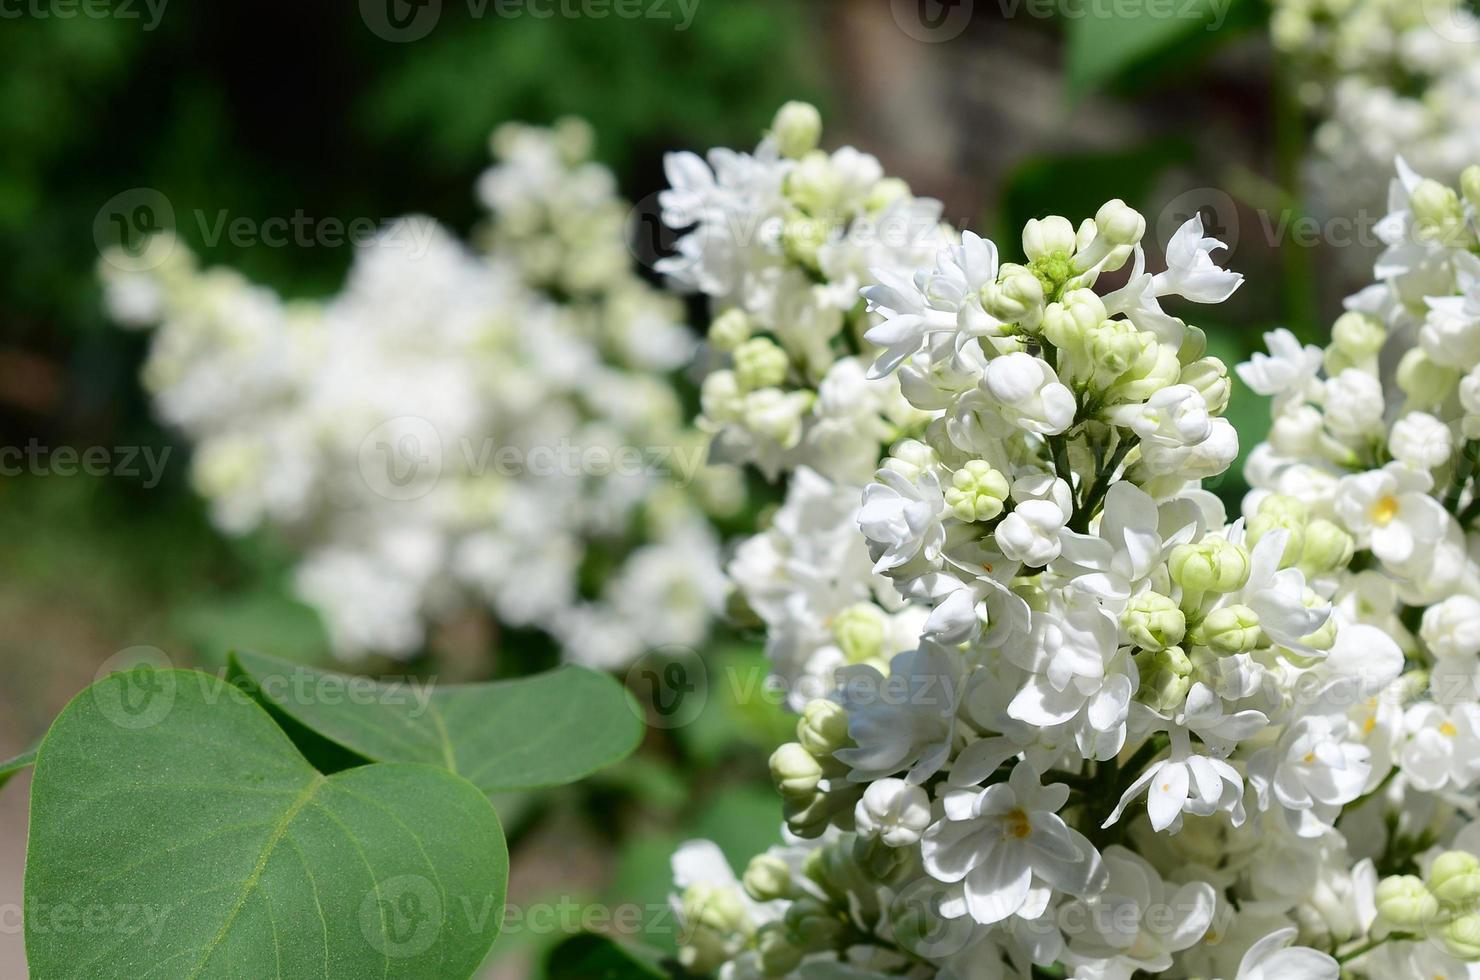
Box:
[1443,440,1478,515]
[1070,436,1137,534]
[1335,932,1414,965]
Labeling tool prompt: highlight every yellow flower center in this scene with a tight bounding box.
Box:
[1003,808,1032,839]
[1441,721,1459,738]
[1371,494,1400,527]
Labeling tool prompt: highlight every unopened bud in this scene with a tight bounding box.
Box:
[1169,538,1251,599]
[1179,357,1232,416]
[756,922,804,975]
[710,308,752,353]
[981,266,1045,327]
[1299,519,1355,576]
[1195,604,1262,654]
[1430,851,1480,905]
[1040,288,1107,350]
[743,854,793,903]
[944,459,1010,522]
[783,897,846,951]
[1123,591,1187,652]
[1134,645,1194,713]
[1095,199,1146,247]
[770,742,822,799]
[1445,913,1480,961]
[770,101,823,160]
[854,778,931,848]
[1022,215,1077,262]
[1375,875,1438,929]
[734,337,790,391]
[1463,165,1480,213]
[798,698,853,757]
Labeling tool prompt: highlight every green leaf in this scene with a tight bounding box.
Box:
[25,667,508,978]
[0,747,36,791]
[998,140,1193,253]
[229,650,644,794]
[1064,0,1251,100]
[173,587,331,671]
[546,933,670,979]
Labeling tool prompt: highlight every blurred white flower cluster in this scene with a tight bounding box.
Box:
[101,119,740,667]
[1273,0,1480,226]
[663,107,1480,979]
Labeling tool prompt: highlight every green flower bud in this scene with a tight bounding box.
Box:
[1299,518,1355,576]
[1463,165,1480,213]
[981,266,1045,327]
[1331,311,1386,360]
[743,388,813,448]
[756,922,804,976]
[682,882,751,938]
[879,438,938,483]
[1169,539,1251,600]
[1443,913,1480,960]
[734,337,790,391]
[1179,357,1232,416]
[865,178,910,213]
[1430,851,1480,905]
[1247,512,1306,570]
[1123,591,1187,652]
[1108,341,1182,404]
[1375,875,1438,929]
[783,791,834,839]
[943,459,1010,522]
[1411,178,1466,244]
[784,151,840,216]
[798,698,853,757]
[770,101,823,160]
[709,308,752,353]
[1134,645,1194,713]
[1397,348,1459,409]
[743,854,793,903]
[783,897,846,951]
[1028,251,1078,299]
[770,742,822,800]
[782,212,832,269]
[1040,288,1107,350]
[1095,199,1147,247]
[1085,319,1160,393]
[700,370,744,423]
[1194,604,1262,654]
[1023,215,1077,262]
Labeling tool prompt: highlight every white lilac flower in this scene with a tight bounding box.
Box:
[922,763,1108,926]
[659,116,1480,979]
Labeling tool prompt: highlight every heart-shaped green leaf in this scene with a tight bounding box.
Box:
[229,650,644,794]
[0,747,35,791]
[26,668,508,979]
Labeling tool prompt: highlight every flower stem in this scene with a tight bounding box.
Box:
[1070,436,1137,533]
